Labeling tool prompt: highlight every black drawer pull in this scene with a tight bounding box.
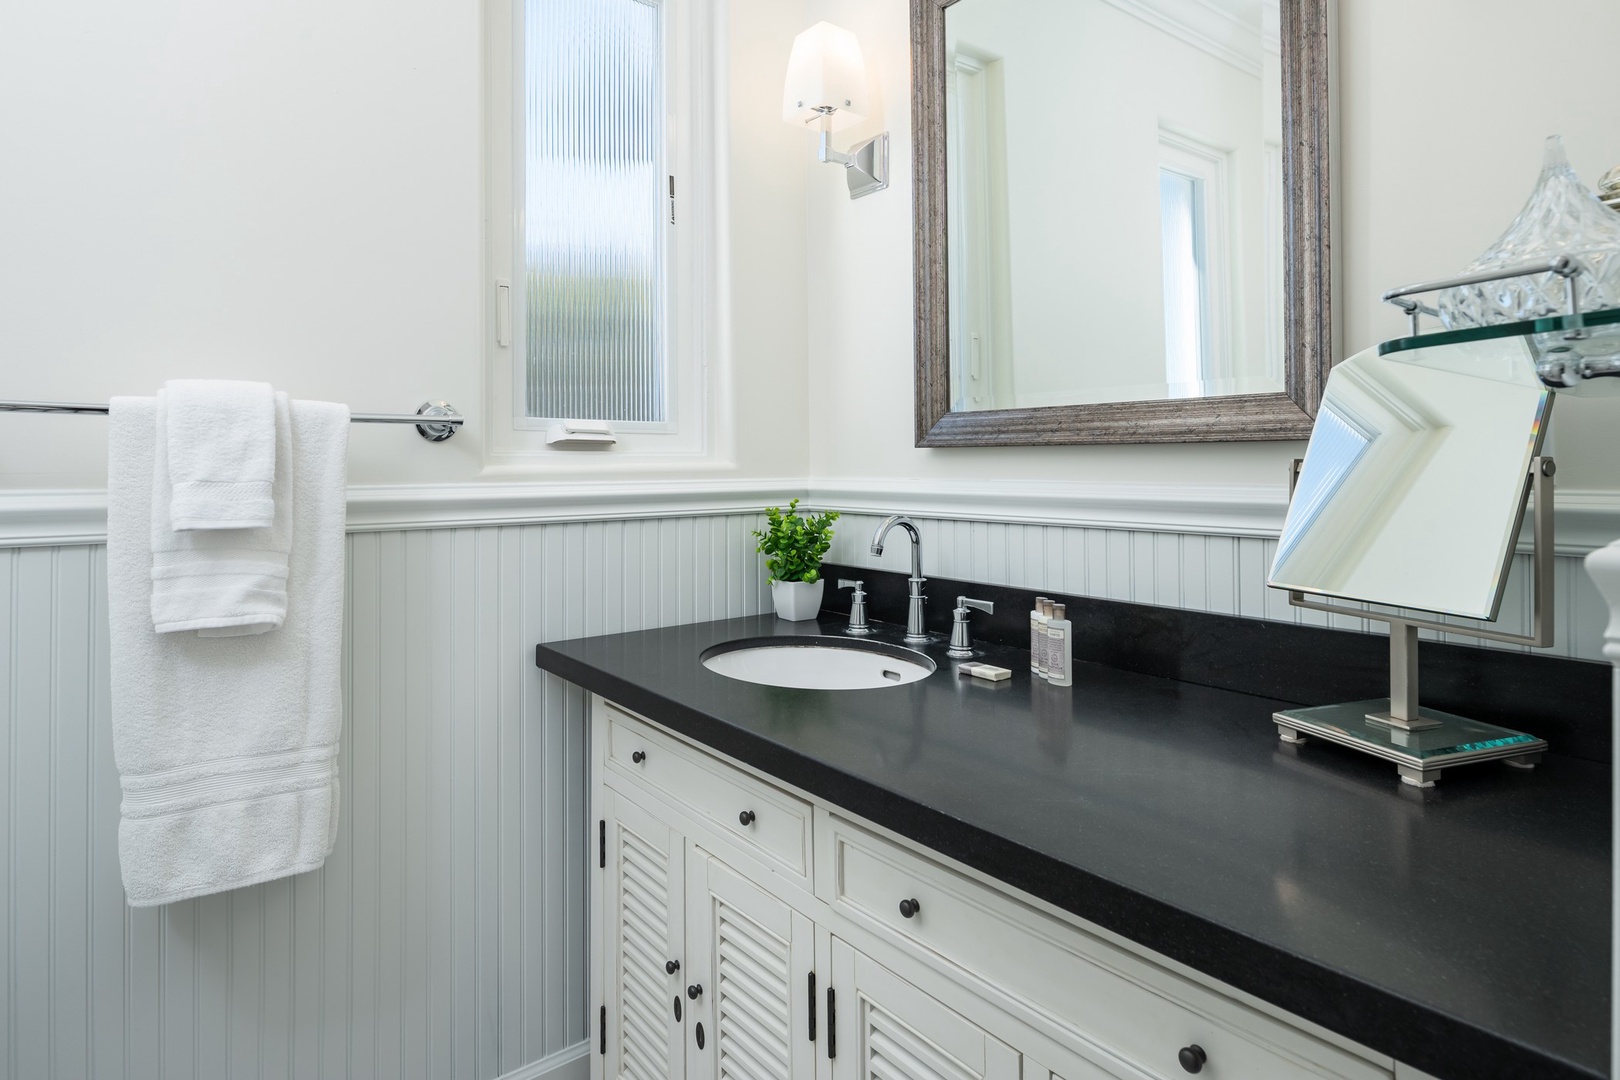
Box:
[898,898,920,919]
[631,750,645,764]
[687,983,703,1000]
[695,1021,705,1050]
[1179,1045,1207,1074]
[673,996,682,1022]
[738,810,755,826]
[665,959,680,975]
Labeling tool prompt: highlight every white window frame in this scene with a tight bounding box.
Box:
[1157,127,1234,392]
[484,0,721,466]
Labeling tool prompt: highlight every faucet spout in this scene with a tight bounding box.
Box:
[870,515,928,642]
[870,515,923,581]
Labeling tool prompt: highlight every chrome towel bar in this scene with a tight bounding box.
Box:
[0,398,463,441]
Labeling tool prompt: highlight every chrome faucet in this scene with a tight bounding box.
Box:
[870,515,929,643]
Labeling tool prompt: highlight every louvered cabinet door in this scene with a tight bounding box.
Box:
[686,852,818,1079]
[827,938,1019,1080]
[603,790,688,1080]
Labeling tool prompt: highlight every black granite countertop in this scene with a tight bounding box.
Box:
[535,613,1610,1080]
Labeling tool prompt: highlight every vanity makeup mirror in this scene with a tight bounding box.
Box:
[1264,297,1591,787]
[912,0,1333,445]
[1268,341,1551,620]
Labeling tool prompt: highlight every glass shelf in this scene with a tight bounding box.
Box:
[1378,305,1620,396]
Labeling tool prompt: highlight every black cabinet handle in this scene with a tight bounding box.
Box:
[827,987,836,1059]
[898,898,920,919]
[695,1021,705,1050]
[631,750,645,764]
[665,960,680,975]
[673,996,682,1022]
[808,972,816,1041]
[1178,1045,1207,1074]
[738,810,755,826]
[687,983,703,1000]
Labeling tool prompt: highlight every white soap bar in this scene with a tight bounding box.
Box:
[958,662,1012,682]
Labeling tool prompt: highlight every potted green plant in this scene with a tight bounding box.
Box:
[753,499,840,621]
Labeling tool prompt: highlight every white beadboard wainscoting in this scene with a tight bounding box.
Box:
[0,514,771,1080]
[823,511,1611,662]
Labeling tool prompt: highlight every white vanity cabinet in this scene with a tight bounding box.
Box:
[589,696,1398,1080]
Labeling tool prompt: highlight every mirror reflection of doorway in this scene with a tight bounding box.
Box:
[946,44,1014,412]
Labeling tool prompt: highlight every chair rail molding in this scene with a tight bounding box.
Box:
[0,478,808,547]
[4,477,1620,553]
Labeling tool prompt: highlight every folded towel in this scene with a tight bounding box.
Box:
[108,394,350,907]
[163,379,277,530]
[151,392,293,636]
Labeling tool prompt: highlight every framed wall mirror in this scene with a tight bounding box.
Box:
[912,0,1335,445]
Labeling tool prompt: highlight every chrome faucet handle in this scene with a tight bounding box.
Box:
[946,597,993,658]
[838,578,872,635]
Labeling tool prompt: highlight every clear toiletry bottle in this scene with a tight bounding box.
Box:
[1030,597,1049,674]
[1046,603,1072,687]
[1036,599,1053,680]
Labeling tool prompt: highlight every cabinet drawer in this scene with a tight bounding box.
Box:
[604,703,813,881]
[824,815,1388,1080]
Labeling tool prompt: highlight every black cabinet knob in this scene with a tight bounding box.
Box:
[898,898,920,919]
[665,960,680,975]
[738,810,755,826]
[687,984,703,1000]
[1178,1045,1207,1074]
[631,750,645,764]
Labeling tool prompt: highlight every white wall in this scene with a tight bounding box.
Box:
[804,0,1620,495]
[0,0,811,490]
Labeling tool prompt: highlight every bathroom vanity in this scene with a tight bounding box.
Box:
[536,612,1609,1080]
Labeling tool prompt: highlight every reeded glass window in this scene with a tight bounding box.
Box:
[524,0,667,424]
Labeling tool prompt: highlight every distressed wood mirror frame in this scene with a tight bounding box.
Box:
[912,0,1335,445]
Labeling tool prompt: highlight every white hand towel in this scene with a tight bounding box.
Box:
[151,392,293,636]
[108,394,350,907]
[163,379,277,530]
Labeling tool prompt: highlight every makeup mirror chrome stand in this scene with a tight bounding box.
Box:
[1274,455,1553,788]
[1272,257,1617,787]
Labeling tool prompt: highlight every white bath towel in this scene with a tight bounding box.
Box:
[108,394,350,907]
[163,379,277,530]
[151,392,293,636]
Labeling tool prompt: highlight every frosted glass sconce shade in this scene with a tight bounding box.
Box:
[782,21,869,131]
[781,21,888,200]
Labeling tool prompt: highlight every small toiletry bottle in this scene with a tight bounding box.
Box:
[1030,597,1048,674]
[1036,599,1053,679]
[1046,603,1072,686]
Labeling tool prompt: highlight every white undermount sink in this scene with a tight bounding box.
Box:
[700,636,935,690]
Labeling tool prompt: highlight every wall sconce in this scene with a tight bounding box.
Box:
[782,22,888,199]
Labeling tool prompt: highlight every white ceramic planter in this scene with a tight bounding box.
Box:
[770,579,825,622]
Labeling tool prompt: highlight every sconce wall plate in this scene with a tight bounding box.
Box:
[845,133,889,199]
